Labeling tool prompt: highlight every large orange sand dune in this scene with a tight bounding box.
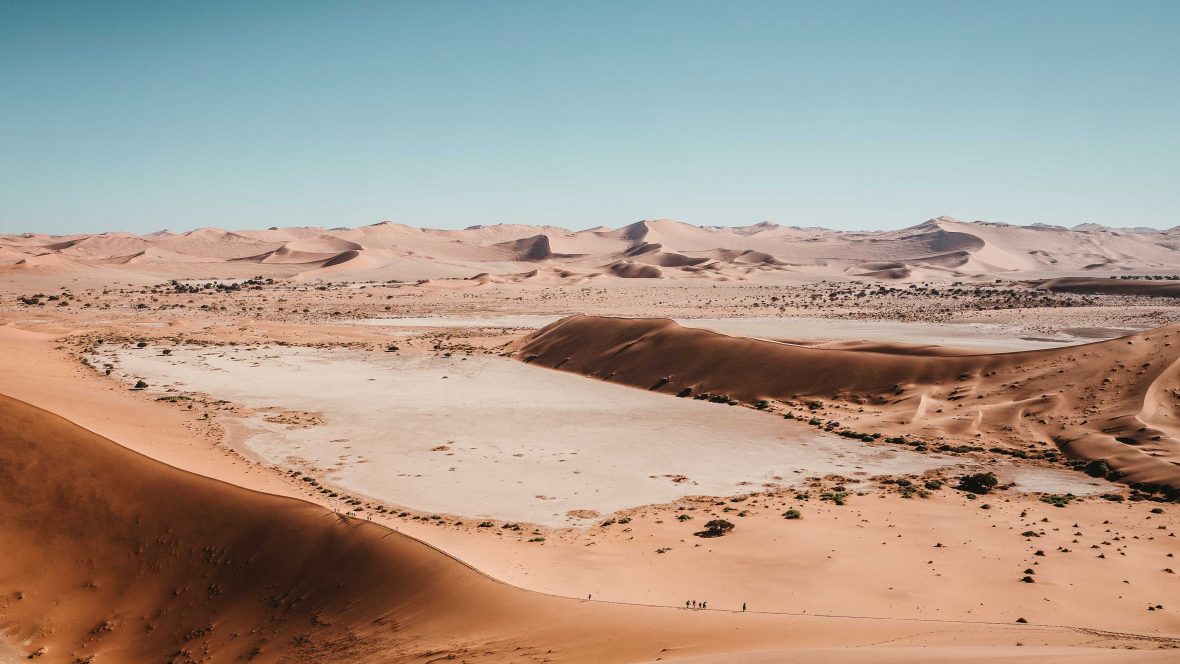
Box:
[516,316,1180,492]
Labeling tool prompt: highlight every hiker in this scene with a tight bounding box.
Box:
[742,602,746,612]
[701,601,707,609]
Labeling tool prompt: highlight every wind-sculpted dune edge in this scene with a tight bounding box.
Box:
[0,394,526,662]
[515,316,1180,494]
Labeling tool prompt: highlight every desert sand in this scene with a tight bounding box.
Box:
[2,217,1179,662]
[8,217,1180,286]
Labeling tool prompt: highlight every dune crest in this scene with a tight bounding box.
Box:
[8,217,1180,282]
[516,315,1180,492]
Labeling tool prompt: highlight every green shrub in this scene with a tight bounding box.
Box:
[1041,494,1075,508]
[956,472,998,494]
[698,519,735,538]
[1084,459,1110,478]
[820,491,849,505]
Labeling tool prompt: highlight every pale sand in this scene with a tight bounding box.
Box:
[99,344,958,526]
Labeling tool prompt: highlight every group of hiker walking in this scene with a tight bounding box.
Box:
[683,600,747,611]
[586,594,746,612]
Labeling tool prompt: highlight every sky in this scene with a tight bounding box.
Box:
[1,1,1178,235]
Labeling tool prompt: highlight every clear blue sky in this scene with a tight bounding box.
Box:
[2,1,1177,234]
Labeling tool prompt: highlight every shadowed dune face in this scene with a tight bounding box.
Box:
[515,316,1180,493]
[0,395,513,662]
[1032,277,1180,298]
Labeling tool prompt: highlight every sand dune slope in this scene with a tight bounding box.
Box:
[0,395,515,662]
[0,395,1061,663]
[516,316,1180,492]
[1031,277,1180,298]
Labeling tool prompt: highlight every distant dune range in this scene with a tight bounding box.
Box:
[7,216,1180,284]
[516,316,1180,493]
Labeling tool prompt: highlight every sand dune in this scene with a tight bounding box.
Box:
[516,316,1180,493]
[7,393,1149,663]
[1,393,783,662]
[8,216,1180,283]
[1032,277,1180,298]
[153,228,282,259]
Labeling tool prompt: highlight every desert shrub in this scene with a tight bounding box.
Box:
[478,521,494,528]
[677,388,693,398]
[1084,459,1110,478]
[956,472,998,494]
[901,485,929,499]
[783,509,801,520]
[133,379,148,390]
[698,519,735,538]
[1041,494,1075,508]
[755,399,770,410]
[820,491,849,505]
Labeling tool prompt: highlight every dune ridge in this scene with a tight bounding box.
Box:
[1031,277,1180,298]
[515,316,1180,492]
[7,216,1180,283]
